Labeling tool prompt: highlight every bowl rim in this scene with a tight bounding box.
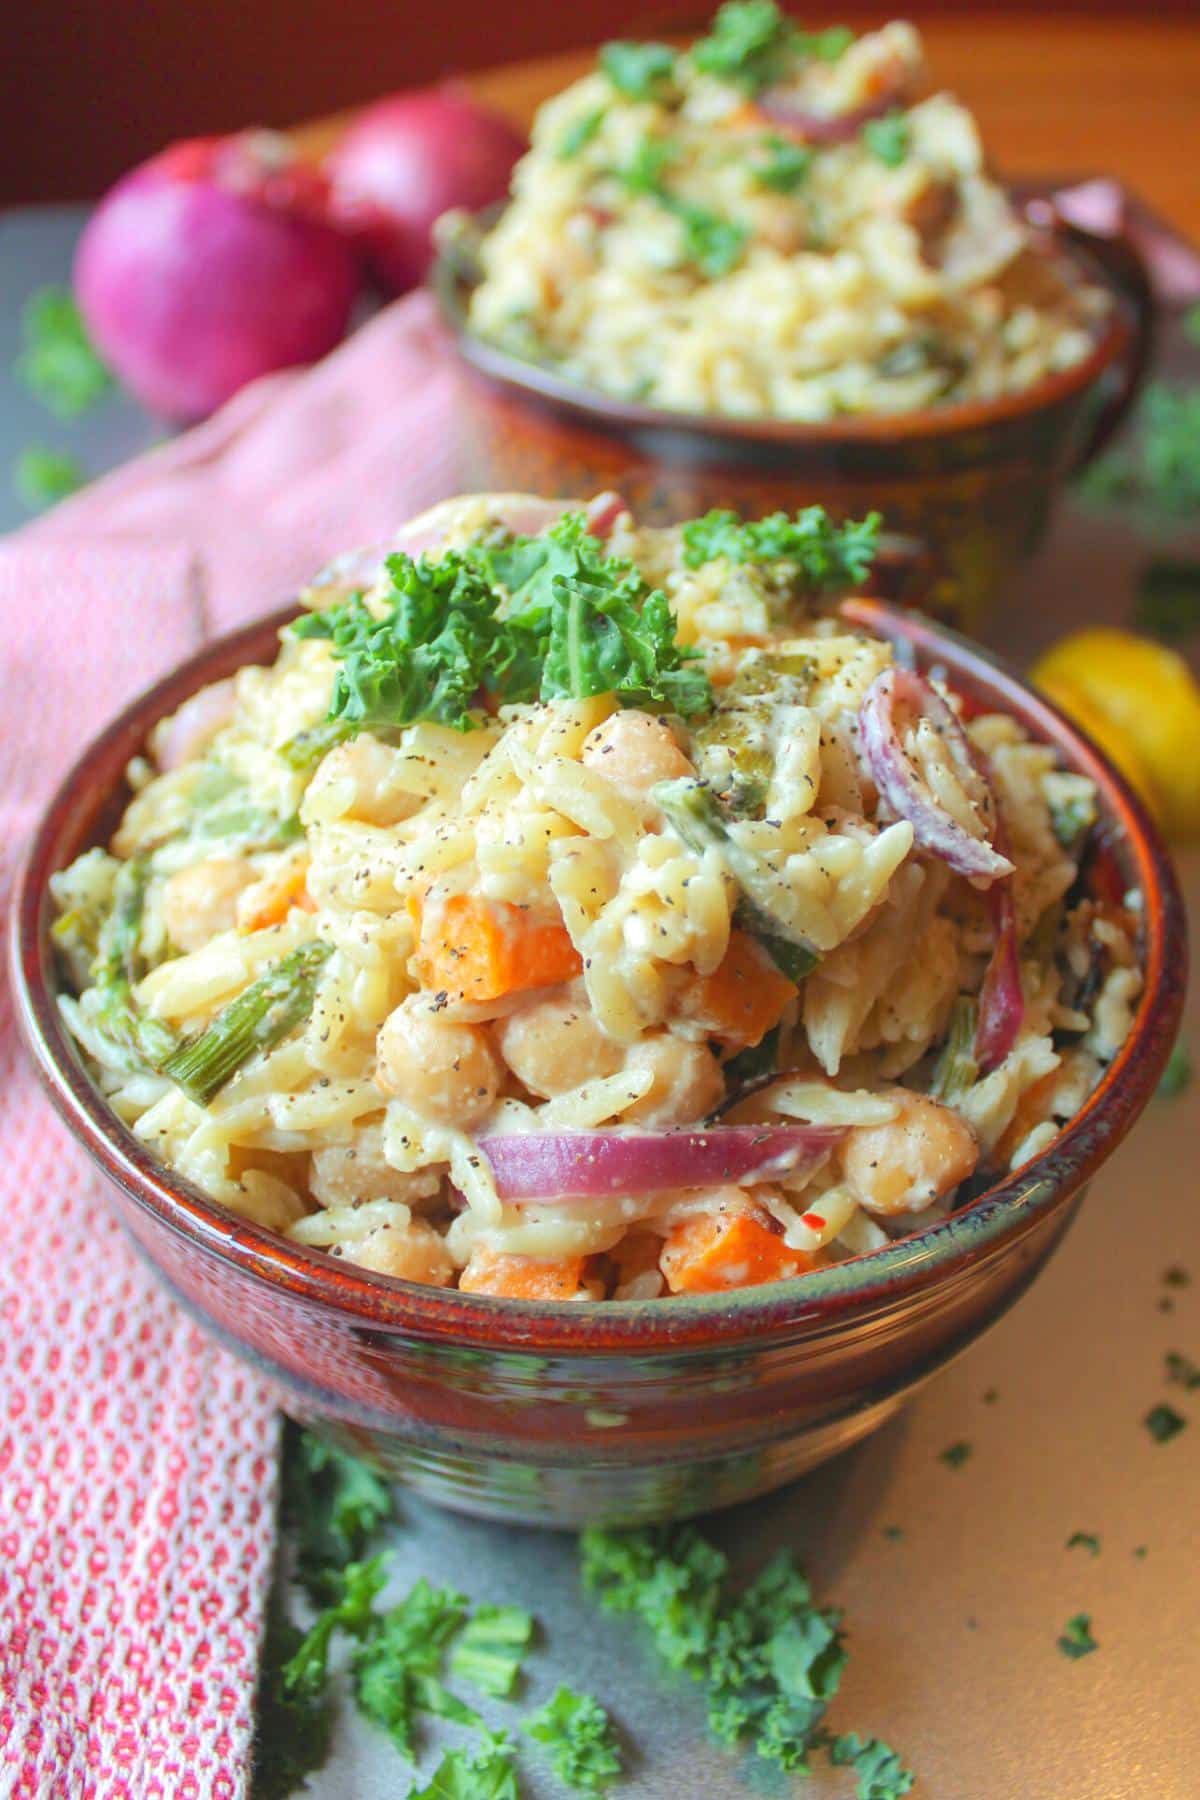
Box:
[10,599,1186,1353]
[434,217,1133,448]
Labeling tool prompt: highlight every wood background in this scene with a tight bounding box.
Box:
[4,6,1199,236]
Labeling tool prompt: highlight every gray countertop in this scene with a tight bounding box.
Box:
[3,204,1197,1800]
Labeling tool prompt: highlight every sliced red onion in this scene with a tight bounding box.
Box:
[756,89,897,144]
[975,881,1023,1073]
[860,668,1015,883]
[478,1125,843,1203]
[584,492,628,539]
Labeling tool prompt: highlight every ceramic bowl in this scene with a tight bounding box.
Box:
[435,192,1153,630]
[10,603,1185,1527]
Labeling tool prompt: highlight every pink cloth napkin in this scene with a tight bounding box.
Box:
[0,292,465,1798]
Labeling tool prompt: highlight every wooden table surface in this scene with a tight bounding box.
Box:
[295,14,1200,244]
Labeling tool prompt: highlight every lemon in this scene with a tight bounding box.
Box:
[1031,628,1200,837]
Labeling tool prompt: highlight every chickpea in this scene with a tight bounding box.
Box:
[580,710,693,802]
[375,995,501,1127]
[349,1219,455,1287]
[301,734,420,828]
[162,856,254,952]
[840,1090,979,1216]
[497,987,624,1098]
[310,1124,441,1209]
[623,1034,725,1127]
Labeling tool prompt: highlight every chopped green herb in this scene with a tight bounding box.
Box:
[291,554,510,733]
[674,200,749,277]
[449,1604,534,1698]
[281,1424,396,1602]
[160,940,332,1106]
[579,1529,909,1783]
[16,285,112,416]
[862,113,911,168]
[939,1441,973,1470]
[558,106,606,158]
[599,40,676,101]
[1165,1351,1200,1391]
[1144,1402,1187,1443]
[1056,1613,1098,1660]
[15,446,86,510]
[353,1577,478,1760]
[692,3,851,93]
[410,1731,520,1800]
[250,1591,334,1800]
[881,1525,904,1542]
[1134,559,1200,645]
[1157,1043,1193,1101]
[681,505,880,587]
[1066,1532,1101,1556]
[1133,1544,1148,1559]
[525,1686,622,1793]
[298,515,711,732]
[754,135,815,193]
[282,1556,389,1702]
[618,136,678,195]
[1163,1265,1191,1288]
[829,1732,916,1800]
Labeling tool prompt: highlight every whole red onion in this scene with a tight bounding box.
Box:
[327,88,525,294]
[75,132,362,422]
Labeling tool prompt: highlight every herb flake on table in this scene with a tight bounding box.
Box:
[1156,1043,1193,1101]
[1057,1614,1098,1660]
[939,1440,973,1470]
[579,1526,913,1786]
[1134,561,1200,646]
[449,1604,535,1698]
[830,1732,916,1799]
[524,1686,622,1793]
[1066,1532,1101,1556]
[15,445,86,510]
[1144,1402,1187,1443]
[252,1594,335,1800]
[1162,1265,1191,1289]
[411,1730,520,1800]
[282,1423,396,1599]
[15,285,112,416]
[353,1577,481,1758]
[1165,1351,1200,1391]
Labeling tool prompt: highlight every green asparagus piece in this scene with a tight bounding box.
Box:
[161,941,332,1106]
[71,858,179,1071]
[653,778,820,981]
[929,996,979,1102]
[279,719,357,774]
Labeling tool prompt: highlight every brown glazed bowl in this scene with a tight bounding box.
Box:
[10,602,1186,1528]
[435,189,1154,631]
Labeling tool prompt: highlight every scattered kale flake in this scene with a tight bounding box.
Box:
[692,3,852,94]
[1156,1043,1193,1101]
[1066,1532,1101,1557]
[1163,1265,1191,1288]
[15,446,85,510]
[599,40,676,101]
[16,285,112,416]
[753,135,815,193]
[410,1730,520,1800]
[881,1524,904,1542]
[939,1440,973,1470]
[1135,560,1200,646]
[1165,1351,1200,1392]
[250,1593,334,1800]
[558,107,606,159]
[449,1603,534,1698]
[1144,1402,1187,1444]
[524,1686,622,1793]
[282,1422,395,1601]
[1057,1614,1098,1660]
[830,1731,916,1799]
